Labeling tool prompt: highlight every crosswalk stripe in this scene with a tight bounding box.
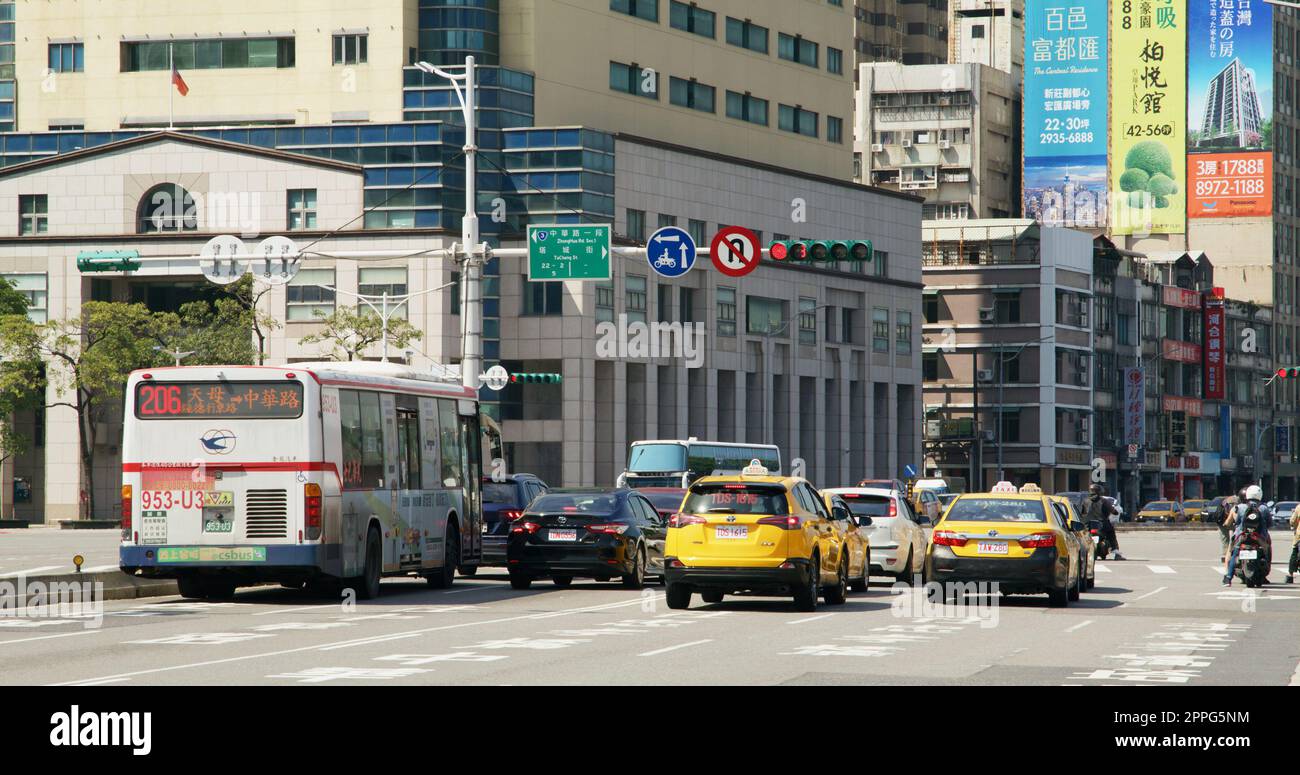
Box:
[1148,565,1177,574]
[1094,563,1112,573]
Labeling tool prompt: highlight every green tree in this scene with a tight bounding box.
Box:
[0,312,42,520]
[0,277,30,316]
[175,295,258,365]
[299,306,423,362]
[37,303,178,519]
[215,275,280,365]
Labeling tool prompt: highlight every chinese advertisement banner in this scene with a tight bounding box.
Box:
[1186,0,1273,218]
[1124,367,1146,445]
[1203,297,1226,400]
[1023,0,1109,227]
[1110,0,1188,235]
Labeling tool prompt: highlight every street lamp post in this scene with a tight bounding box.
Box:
[1253,421,1277,492]
[312,280,458,362]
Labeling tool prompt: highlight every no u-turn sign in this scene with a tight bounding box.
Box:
[710,226,761,277]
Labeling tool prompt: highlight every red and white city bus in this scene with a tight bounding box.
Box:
[119,362,492,599]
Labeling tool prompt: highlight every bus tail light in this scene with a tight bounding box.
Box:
[756,515,802,530]
[304,483,322,540]
[931,530,967,547]
[1018,533,1056,548]
[669,513,706,528]
[121,485,132,539]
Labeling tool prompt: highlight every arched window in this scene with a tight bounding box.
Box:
[137,183,198,233]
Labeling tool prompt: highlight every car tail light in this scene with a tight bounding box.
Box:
[931,530,967,546]
[1089,528,1099,536]
[121,485,132,539]
[668,559,685,568]
[501,509,523,522]
[511,521,541,535]
[586,523,630,535]
[756,515,802,530]
[1018,533,1056,548]
[889,499,898,518]
[304,482,322,539]
[669,513,707,528]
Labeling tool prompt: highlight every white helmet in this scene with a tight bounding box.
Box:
[1245,484,1263,502]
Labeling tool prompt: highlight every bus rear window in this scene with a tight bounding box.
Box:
[134,382,304,420]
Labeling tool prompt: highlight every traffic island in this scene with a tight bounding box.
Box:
[0,519,31,529]
[12,569,178,602]
[1115,522,1219,531]
[58,519,121,530]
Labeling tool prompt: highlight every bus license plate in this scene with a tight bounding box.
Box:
[977,541,1008,555]
[1239,549,1258,560]
[715,526,748,540]
[548,529,577,542]
[203,519,234,534]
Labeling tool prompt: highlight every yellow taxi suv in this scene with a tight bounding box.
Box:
[663,460,862,612]
[924,482,1082,607]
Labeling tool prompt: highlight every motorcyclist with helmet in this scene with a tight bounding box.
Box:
[1085,484,1124,560]
[1223,484,1272,586]
[1286,503,1298,585]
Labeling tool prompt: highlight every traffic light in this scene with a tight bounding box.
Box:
[1277,367,1300,378]
[510,373,562,384]
[77,250,141,273]
[769,240,872,263]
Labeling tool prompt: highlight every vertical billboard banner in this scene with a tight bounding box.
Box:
[1023,1,1109,228]
[1187,0,1273,218]
[1124,367,1146,445]
[1203,296,1226,400]
[1110,0,1188,235]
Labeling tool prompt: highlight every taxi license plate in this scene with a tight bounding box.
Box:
[715,526,748,540]
[1238,549,1259,560]
[977,541,1008,555]
[548,529,577,542]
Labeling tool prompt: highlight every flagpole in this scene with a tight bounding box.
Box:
[168,41,174,129]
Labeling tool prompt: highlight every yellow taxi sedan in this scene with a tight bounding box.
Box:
[923,483,1082,607]
[663,461,865,611]
[1136,500,1186,523]
[1181,499,1207,522]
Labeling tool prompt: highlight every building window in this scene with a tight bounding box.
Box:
[995,290,1021,323]
[717,286,736,337]
[923,293,939,324]
[626,208,646,242]
[123,38,296,71]
[609,61,658,99]
[137,184,197,233]
[726,90,769,126]
[670,1,715,37]
[657,213,677,228]
[778,104,819,137]
[611,0,659,22]
[595,282,615,323]
[450,271,461,316]
[798,297,818,345]
[626,275,647,324]
[287,188,317,230]
[286,268,336,322]
[827,116,843,144]
[778,33,819,67]
[999,409,1020,442]
[48,42,84,73]
[896,310,912,355]
[0,273,47,323]
[841,308,858,345]
[870,251,888,277]
[669,76,716,112]
[333,33,368,65]
[725,17,768,54]
[688,218,707,246]
[524,281,563,316]
[747,295,786,336]
[923,352,938,381]
[19,194,47,235]
[679,287,696,323]
[657,284,673,322]
[827,46,843,75]
[872,308,890,352]
[359,267,408,319]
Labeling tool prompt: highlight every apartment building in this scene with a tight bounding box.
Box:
[854,61,1019,219]
[948,0,1023,83]
[852,0,948,68]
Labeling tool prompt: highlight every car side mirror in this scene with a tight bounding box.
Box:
[832,506,850,522]
[1069,520,1085,532]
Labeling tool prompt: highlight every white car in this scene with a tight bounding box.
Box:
[823,487,929,584]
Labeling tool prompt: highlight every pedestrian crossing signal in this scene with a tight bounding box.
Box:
[769,240,871,263]
[510,373,562,384]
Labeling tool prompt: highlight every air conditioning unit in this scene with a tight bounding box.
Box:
[901,138,913,148]
[977,369,994,382]
[871,143,884,152]
[938,139,951,149]
[978,307,995,322]
[938,96,952,106]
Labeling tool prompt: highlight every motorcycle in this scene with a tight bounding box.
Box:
[1088,520,1111,560]
[1233,510,1272,588]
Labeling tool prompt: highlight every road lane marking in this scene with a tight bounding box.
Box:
[1148,565,1176,574]
[69,677,131,686]
[1094,564,1112,573]
[47,594,662,686]
[1065,620,1094,633]
[251,604,335,617]
[1291,659,1300,687]
[0,630,102,646]
[638,639,713,657]
[1118,586,1167,608]
[0,566,60,578]
[788,613,836,625]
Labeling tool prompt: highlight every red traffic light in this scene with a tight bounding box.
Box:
[770,242,788,261]
[1278,367,1300,378]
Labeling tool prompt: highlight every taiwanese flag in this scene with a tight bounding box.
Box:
[172,65,189,96]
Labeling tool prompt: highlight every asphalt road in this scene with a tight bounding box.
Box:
[2,531,1297,686]
[0,527,120,577]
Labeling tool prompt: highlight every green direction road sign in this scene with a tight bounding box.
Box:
[527,224,611,281]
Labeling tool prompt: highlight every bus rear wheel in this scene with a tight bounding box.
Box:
[177,576,205,600]
[358,527,382,600]
[426,525,459,589]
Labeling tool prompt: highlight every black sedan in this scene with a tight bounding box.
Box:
[506,488,666,590]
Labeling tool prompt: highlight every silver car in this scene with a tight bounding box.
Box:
[823,487,929,583]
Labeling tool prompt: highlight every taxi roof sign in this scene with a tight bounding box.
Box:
[991,481,1017,493]
[1018,483,1042,494]
[741,459,769,476]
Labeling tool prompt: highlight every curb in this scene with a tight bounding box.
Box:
[6,570,178,602]
[1115,523,1218,532]
[58,519,121,530]
[0,520,31,529]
